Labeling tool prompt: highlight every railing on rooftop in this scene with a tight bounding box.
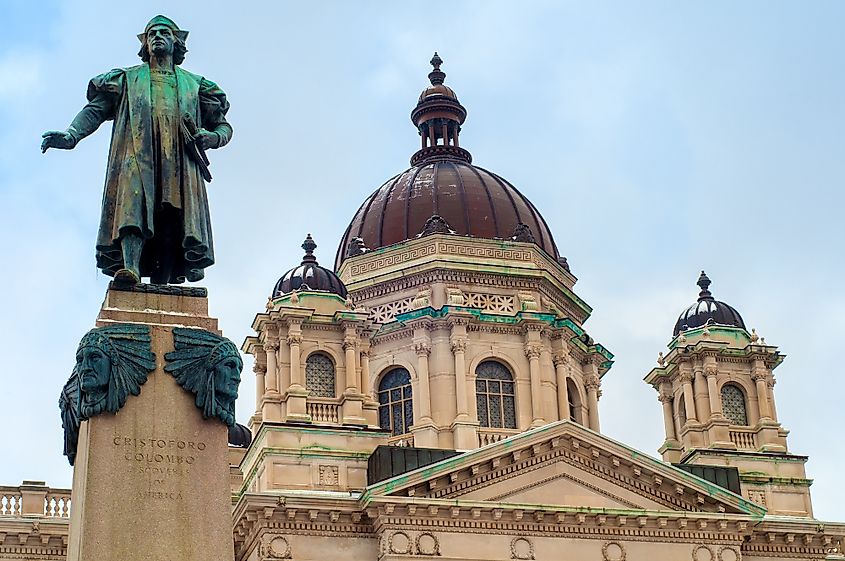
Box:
[0,482,71,518]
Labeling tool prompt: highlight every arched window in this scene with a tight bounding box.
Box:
[677,393,687,427]
[378,368,413,436]
[305,353,336,398]
[721,383,748,426]
[476,361,516,429]
[566,378,582,425]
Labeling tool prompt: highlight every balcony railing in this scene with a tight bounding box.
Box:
[307,399,341,424]
[729,427,757,450]
[478,428,520,447]
[0,482,71,518]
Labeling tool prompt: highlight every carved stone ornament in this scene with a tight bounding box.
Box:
[510,537,534,560]
[164,327,243,427]
[389,531,413,555]
[692,544,715,561]
[419,214,455,237]
[602,541,626,561]
[259,533,292,559]
[717,546,740,561]
[59,324,156,465]
[415,532,441,556]
[511,222,536,243]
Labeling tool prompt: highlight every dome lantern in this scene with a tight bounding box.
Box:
[410,53,472,166]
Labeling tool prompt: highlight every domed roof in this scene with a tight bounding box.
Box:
[673,272,746,337]
[274,235,347,298]
[335,54,561,269]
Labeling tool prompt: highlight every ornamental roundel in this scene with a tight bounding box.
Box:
[511,537,534,560]
[692,544,715,561]
[602,541,626,561]
[389,531,413,555]
[259,534,291,559]
[415,532,441,556]
[717,546,741,561]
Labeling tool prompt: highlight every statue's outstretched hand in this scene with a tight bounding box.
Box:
[41,130,76,153]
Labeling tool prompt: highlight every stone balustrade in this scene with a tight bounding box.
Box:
[478,428,520,447]
[0,481,71,518]
[307,400,341,424]
[729,428,757,450]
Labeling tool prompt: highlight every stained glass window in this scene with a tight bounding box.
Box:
[305,353,336,398]
[721,384,748,426]
[378,368,413,435]
[476,361,517,429]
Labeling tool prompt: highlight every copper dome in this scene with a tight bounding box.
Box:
[335,54,561,269]
[336,162,560,269]
[673,272,746,337]
[275,235,347,298]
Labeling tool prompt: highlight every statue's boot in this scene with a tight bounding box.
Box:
[115,232,143,285]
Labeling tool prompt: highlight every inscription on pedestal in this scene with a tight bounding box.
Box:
[113,435,209,501]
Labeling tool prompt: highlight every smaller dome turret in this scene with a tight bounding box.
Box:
[273,235,347,298]
[673,271,746,337]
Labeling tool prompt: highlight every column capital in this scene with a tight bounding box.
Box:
[524,343,542,360]
[704,365,718,377]
[342,337,357,352]
[679,371,695,383]
[657,390,673,404]
[584,374,600,391]
[450,339,467,354]
[263,340,279,352]
[552,352,568,366]
[286,333,302,346]
[751,371,768,382]
[253,363,267,375]
[415,342,432,356]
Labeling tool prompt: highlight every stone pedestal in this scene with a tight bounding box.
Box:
[67,285,234,561]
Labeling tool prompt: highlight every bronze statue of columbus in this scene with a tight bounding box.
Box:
[41,15,232,284]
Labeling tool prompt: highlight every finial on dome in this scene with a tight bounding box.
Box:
[697,270,713,301]
[429,52,446,85]
[301,234,317,264]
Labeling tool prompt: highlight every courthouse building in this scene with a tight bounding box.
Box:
[1,55,843,561]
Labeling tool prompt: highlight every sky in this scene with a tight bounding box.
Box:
[1,1,843,520]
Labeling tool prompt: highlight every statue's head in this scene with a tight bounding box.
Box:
[137,15,189,65]
[72,325,155,420]
[165,328,243,427]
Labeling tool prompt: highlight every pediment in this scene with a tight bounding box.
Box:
[366,421,764,516]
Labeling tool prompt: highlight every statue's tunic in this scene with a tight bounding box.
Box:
[71,64,232,283]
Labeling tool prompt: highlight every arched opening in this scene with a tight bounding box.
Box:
[721,383,748,426]
[566,378,583,425]
[475,361,516,429]
[677,393,687,428]
[305,352,336,398]
[377,368,413,436]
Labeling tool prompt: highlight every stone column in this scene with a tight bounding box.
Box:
[767,376,779,422]
[705,365,722,417]
[414,342,433,422]
[262,340,281,423]
[253,363,266,421]
[524,323,546,428]
[584,375,601,432]
[679,369,698,423]
[343,329,360,393]
[693,362,711,422]
[657,385,682,463]
[554,352,570,421]
[413,340,439,447]
[450,317,477,450]
[753,370,772,420]
[285,320,309,422]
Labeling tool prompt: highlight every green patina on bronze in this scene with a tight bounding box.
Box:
[59,324,156,466]
[164,328,242,427]
[42,15,232,285]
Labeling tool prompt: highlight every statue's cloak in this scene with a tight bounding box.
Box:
[83,64,231,282]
